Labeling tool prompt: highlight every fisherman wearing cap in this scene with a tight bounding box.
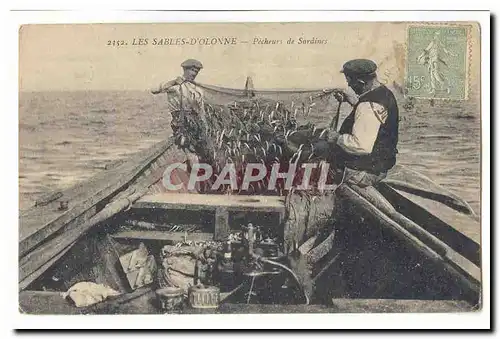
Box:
[327,59,399,187]
[151,59,209,165]
[151,58,205,113]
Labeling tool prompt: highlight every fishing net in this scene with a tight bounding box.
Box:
[172,82,346,196]
[165,81,346,271]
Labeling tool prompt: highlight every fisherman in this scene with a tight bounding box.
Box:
[151,58,209,159]
[326,58,399,187]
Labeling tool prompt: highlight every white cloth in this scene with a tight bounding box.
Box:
[337,102,387,155]
[61,282,121,308]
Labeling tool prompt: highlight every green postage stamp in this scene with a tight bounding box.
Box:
[406,25,469,100]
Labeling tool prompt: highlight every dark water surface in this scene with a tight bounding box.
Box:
[19,91,481,215]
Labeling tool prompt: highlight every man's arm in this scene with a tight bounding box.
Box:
[424,40,435,53]
[150,77,183,95]
[336,102,386,155]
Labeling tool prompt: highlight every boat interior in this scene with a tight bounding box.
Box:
[20,189,479,314]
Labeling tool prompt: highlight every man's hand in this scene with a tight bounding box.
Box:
[311,130,340,158]
[333,89,357,106]
[332,89,347,103]
[326,130,340,144]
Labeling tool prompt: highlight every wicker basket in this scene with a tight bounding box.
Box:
[156,287,184,312]
[188,285,220,309]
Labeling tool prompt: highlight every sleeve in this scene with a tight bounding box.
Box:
[165,86,182,111]
[337,102,386,155]
[152,77,183,94]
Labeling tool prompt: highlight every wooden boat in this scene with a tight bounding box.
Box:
[18,138,481,314]
[319,167,481,306]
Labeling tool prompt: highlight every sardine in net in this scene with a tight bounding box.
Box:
[170,82,345,196]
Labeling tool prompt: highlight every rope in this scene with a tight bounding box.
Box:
[259,257,310,305]
[332,168,347,194]
[246,276,256,304]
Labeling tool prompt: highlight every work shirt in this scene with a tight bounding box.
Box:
[335,84,399,175]
[337,101,387,155]
[156,76,207,121]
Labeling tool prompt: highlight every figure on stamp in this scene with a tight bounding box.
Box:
[416,31,457,96]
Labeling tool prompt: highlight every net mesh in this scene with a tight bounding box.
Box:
[172,81,345,196]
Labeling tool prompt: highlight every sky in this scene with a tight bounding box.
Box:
[18,22,479,93]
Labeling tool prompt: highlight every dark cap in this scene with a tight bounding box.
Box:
[181,59,203,69]
[341,59,377,77]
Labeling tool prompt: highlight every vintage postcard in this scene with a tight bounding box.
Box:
[18,19,483,320]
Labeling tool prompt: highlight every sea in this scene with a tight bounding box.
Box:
[19,90,481,215]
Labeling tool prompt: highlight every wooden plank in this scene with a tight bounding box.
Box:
[349,185,481,278]
[19,289,474,315]
[312,253,341,284]
[95,235,131,293]
[338,185,480,304]
[111,230,213,243]
[19,192,143,290]
[135,193,285,213]
[83,287,153,314]
[19,291,81,315]
[18,242,75,291]
[329,298,475,313]
[394,189,480,243]
[378,183,480,264]
[306,230,336,264]
[214,207,230,241]
[19,155,173,290]
[19,139,174,257]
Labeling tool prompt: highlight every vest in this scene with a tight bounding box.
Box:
[337,85,399,174]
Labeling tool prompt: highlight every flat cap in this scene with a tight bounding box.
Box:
[341,59,377,77]
[181,59,203,69]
